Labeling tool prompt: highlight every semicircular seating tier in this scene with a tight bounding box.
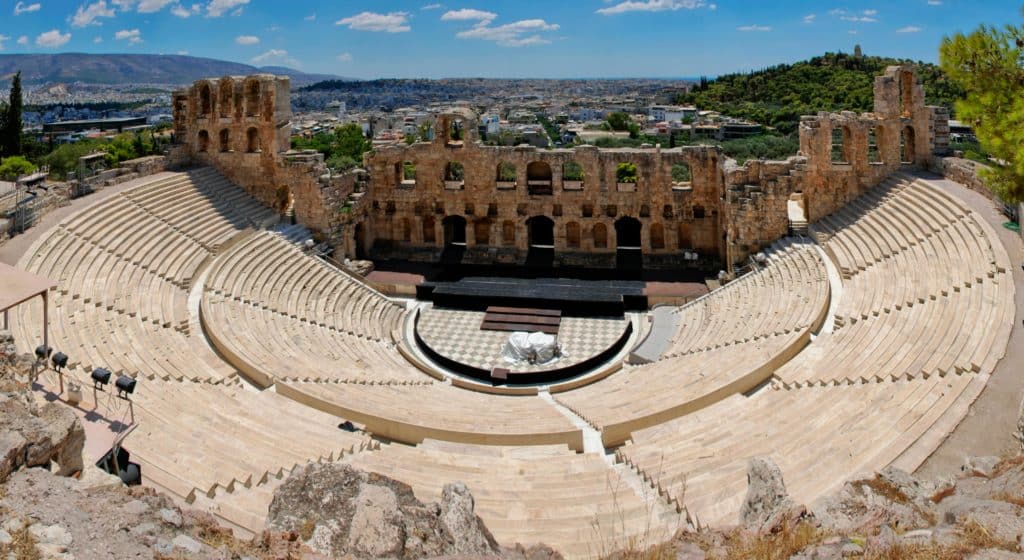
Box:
[555,239,832,446]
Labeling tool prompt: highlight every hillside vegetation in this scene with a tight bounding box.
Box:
[679,52,965,134]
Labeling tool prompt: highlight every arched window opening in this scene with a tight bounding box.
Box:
[566,222,581,248]
[593,223,608,249]
[868,127,882,163]
[245,80,260,117]
[218,79,233,119]
[197,130,210,152]
[562,161,584,190]
[246,127,260,153]
[901,126,916,164]
[474,220,490,245]
[502,220,515,246]
[218,129,230,153]
[616,162,638,191]
[199,84,212,116]
[671,162,692,188]
[444,162,465,190]
[831,126,852,164]
[422,215,437,244]
[496,162,517,189]
[527,161,553,195]
[650,223,665,249]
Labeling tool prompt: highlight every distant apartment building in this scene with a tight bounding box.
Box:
[649,105,697,123]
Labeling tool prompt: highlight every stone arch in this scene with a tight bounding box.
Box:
[831,125,852,164]
[397,161,416,186]
[198,83,212,116]
[246,127,260,153]
[693,205,706,219]
[593,223,608,249]
[901,126,916,164]
[218,78,233,118]
[677,222,692,249]
[275,184,292,213]
[496,161,517,188]
[526,216,555,247]
[566,221,581,248]
[219,128,231,152]
[245,79,260,117]
[197,130,210,152]
[562,161,584,190]
[400,217,412,242]
[650,223,665,249]
[527,161,553,195]
[446,117,465,145]
[422,215,437,244]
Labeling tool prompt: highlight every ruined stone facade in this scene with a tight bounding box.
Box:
[170,65,948,271]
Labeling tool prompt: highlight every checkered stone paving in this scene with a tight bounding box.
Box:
[417,306,629,373]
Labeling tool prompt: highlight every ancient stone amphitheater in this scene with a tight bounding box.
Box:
[10,164,1016,557]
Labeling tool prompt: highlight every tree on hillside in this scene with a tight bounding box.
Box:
[941,22,1024,202]
[0,156,37,180]
[606,112,631,132]
[1,72,23,157]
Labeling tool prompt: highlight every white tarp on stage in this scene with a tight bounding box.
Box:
[502,331,560,365]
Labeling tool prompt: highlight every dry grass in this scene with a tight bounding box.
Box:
[298,517,316,541]
[712,520,824,560]
[861,519,1020,560]
[992,454,1024,478]
[928,485,956,504]
[992,492,1024,508]
[861,476,910,505]
[0,520,42,560]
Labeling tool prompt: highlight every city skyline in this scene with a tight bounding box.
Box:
[0,0,1020,79]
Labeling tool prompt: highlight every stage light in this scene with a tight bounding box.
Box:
[115,375,136,399]
[91,367,111,389]
[51,352,68,371]
[35,345,52,360]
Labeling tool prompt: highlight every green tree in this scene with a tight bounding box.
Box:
[2,72,23,157]
[332,123,371,163]
[606,112,631,131]
[616,162,638,183]
[0,155,37,180]
[940,20,1024,202]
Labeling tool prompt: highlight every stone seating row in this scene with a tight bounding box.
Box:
[15,295,235,382]
[22,227,189,330]
[117,377,374,503]
[276,380,584,451]
[200,293,424,385]
[666,241,827,356]
[556,241,830,446]
[193,439,679,559]
[122,169,276,250]
[617,372,979,528]
[204,230,404,341]
[775,270,1013,387]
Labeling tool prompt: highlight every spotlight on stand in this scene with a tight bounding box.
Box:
[51,352,68,394]
[115,375,137,424]
[31,345,52,382]
[115,375,136,399]
[91,367,111,389]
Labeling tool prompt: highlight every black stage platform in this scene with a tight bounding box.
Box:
[417,276,647,315]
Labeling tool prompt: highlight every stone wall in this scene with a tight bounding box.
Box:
[169,65,944,271]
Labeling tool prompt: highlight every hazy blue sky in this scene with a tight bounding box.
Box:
[1,1,1021,78]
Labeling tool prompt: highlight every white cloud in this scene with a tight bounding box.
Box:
[71,1,115,27]
[206,0,247,17]
[176,49,188,54]
[137,0,175,13]
[235,34,259,45]
[304,13,315,21]
[251,48,299,67]
[170,3,191,17]
[17,35,29,45]
[35,29,71,47]
[14,2,42,15]
[336,52,352,62]
[737,24,771,32]
[422,3,442,9]
[896,25,922,33]
[803,14,816,24]
[336,11,410,33]
[93,35,102,43]
[0,36,8,51]
[115,28,142,43]
[456,18,559,47]
[831,8,878,23]
[597,0,708,15]
[441,8,496,23]
[927,0,942,5]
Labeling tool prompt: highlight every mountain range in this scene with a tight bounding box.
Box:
[0,53,345,86]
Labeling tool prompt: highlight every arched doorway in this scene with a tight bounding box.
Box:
[442,215,467,246]
[526,216,555,268]
[353,223,366,260]
[615,217,642,270]
[901,126,916,165]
